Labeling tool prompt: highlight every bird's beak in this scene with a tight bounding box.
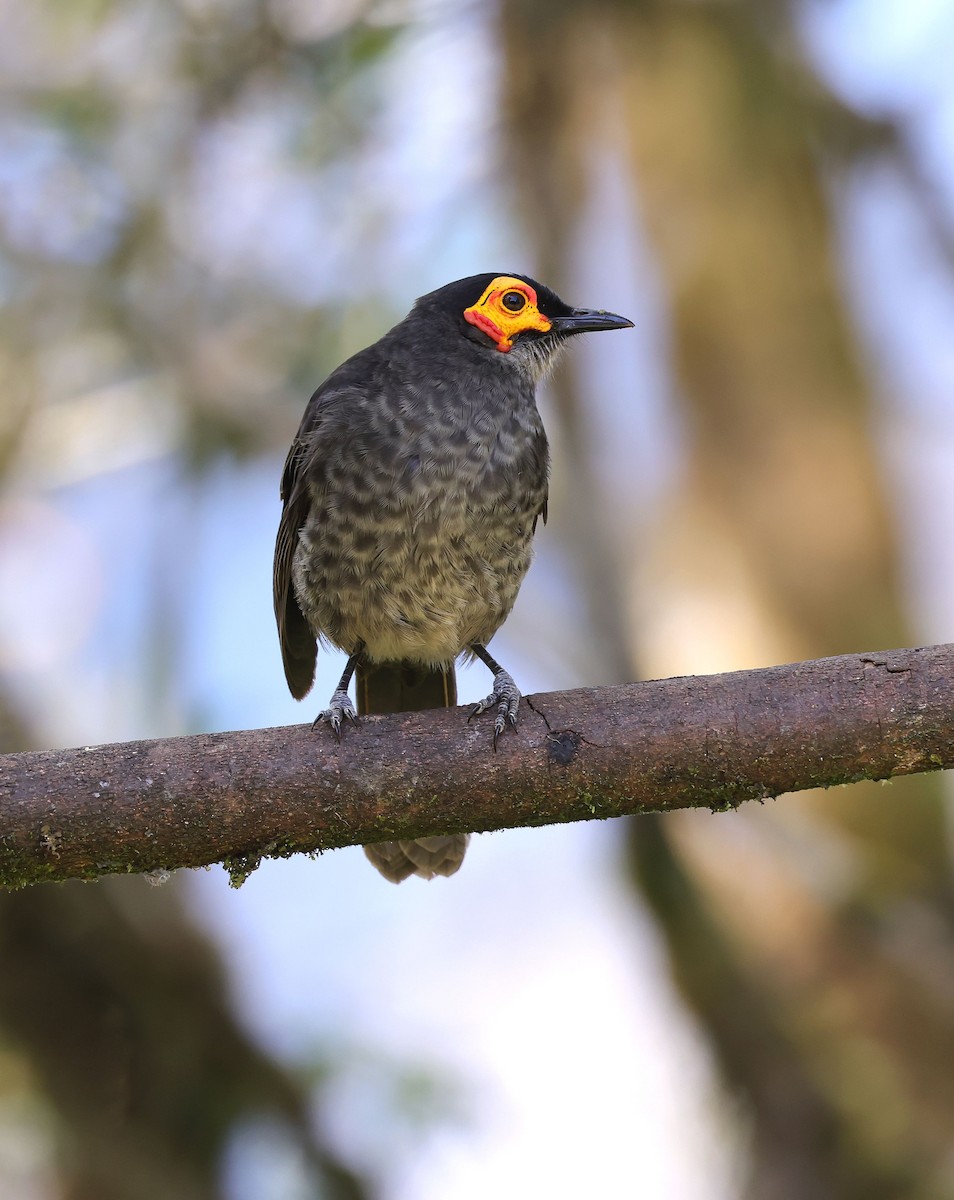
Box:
[548,308,634,335]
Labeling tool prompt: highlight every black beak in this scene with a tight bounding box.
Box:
[549,308,634,335]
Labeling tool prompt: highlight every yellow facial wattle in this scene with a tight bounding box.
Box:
[462,276,552,352]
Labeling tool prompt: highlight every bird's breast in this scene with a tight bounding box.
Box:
[292,387,548,664]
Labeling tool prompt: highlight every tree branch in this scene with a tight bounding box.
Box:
[2,644,952,889]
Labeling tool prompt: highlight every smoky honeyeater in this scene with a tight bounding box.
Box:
[274,273,632,881]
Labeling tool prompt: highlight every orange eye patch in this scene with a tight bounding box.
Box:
[463,276,552,352]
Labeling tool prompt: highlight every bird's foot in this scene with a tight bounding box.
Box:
[469,669,520,749]
[313,690,358,740]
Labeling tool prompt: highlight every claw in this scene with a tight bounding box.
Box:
[314,689,359,741]
[470,669,521,749]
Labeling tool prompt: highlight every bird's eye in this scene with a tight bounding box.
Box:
[501,290,527,313]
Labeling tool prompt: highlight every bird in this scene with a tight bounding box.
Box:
[274,273,632,882]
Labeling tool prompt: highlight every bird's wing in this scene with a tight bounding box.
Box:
[273,397,326,700]
[274,338,386,700]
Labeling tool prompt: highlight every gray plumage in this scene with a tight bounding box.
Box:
[274,274,632,882]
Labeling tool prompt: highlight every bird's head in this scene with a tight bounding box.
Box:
[415,273,633,380]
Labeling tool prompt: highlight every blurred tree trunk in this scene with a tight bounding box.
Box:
[501,2,954,1197]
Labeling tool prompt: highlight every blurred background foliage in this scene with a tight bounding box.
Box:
[3,0,954,1197]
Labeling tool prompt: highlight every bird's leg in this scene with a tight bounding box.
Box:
[315,642,364,739]
[468,643,521,748]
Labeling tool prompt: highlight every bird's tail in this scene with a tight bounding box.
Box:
[356,661,469,883]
